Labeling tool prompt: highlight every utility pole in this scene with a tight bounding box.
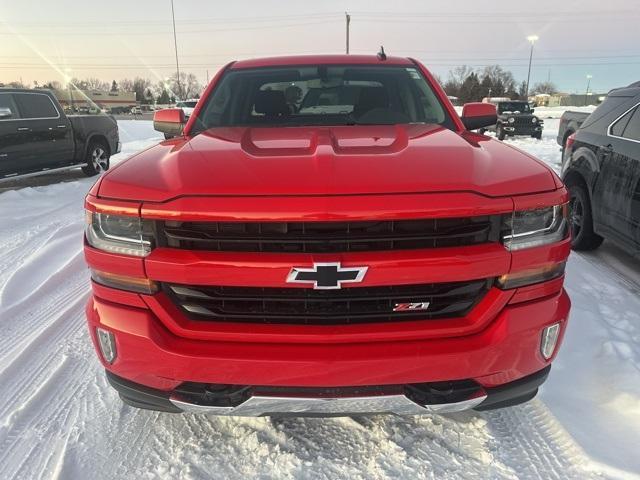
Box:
[585,74,593,106]
[345,12,351,54]
[525,35,539,99]
[171,0,181,100]
[206,69,209,84]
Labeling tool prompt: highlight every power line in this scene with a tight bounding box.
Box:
[349,9,638,17]
[0,20,339,36]
[2,13,343,27]
[3,9,633,28]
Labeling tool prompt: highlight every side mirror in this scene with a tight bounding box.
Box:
[530,108,535,114]
[461,103,497,130]
[0,107,13,119]
[153,108,186,137]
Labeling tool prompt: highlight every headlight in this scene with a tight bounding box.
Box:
[502,204,569,251]
[532,117,538,124]
[85,211,153,257]
[508,117,515,124]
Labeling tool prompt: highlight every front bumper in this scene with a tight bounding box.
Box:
[87,285,569,408]
[106,366,550,416]
[503,125,543,135]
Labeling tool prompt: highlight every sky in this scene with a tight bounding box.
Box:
[0,0,638,93]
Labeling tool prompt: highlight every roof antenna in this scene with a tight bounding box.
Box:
[377,46,387,61]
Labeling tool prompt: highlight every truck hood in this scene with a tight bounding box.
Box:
[98,124,557,202]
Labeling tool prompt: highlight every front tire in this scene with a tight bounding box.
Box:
[497,125,506,141]
[82,141,110,177]
[568,183,603,251]
[532,132,542,140]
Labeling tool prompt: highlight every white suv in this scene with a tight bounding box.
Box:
[176,99,198,117]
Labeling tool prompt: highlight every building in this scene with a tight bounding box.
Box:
[533,92,607,107]
[52,88,136,113]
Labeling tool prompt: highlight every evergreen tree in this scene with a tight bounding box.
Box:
[111,80,119,92]
[157,89,171,105]
[459,73,482,103]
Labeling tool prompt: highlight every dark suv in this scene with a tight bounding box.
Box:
[562,82,640,255]
[482,101,543,140]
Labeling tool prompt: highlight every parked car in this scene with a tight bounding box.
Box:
[130,106,142,115]
[176,99,198,117]
[0,88,120,181]
[557,111,590,155]
[481,100,543,140]
[84,54,570,416]
[562,81,640,255]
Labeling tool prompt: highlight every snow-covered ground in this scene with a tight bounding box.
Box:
[0,117,639,480]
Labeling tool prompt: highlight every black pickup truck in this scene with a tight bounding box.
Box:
[557,111,590,155]
[0,88,120,181]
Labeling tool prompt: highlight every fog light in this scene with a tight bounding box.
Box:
[96,328,117,364]
[540,323,561,360]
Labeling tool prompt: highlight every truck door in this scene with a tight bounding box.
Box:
[0,92,28,178]
[603,103,640,248]
[13,92,74,170]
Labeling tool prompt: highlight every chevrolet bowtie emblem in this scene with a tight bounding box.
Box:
[286,262,368,290]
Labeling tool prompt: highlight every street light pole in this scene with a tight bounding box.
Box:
[525,35,539,99]
[171,0,181,101]
[585,74,593,106]
[345,12,351,54]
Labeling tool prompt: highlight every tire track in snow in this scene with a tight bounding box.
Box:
[0,224,85,312]
[484,400,600,479]
[0,276,87,365]
[0,363,89,480]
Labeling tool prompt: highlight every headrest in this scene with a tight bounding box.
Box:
[254,90,289,116]
[354,87,389,115]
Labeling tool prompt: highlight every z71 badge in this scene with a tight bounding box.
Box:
[393,302,430,312]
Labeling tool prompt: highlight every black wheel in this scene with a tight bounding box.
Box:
[568,183,603,251]
[478,128,487,135]
[82,141,110,177]
[532,132,542,140]
[497,125,506,141]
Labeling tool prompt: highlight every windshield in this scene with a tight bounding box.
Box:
[498,102,530,114]
[191,65,452,133]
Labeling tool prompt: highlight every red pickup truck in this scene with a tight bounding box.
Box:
[84,55,571,416]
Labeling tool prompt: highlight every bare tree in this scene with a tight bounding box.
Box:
[443,65,474,97]
[70,77,110,91]
[168,71,203,100]
[42,80,63,90]
[119,78,134,92]
[479,65,516,96]
[532,81,558,95]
